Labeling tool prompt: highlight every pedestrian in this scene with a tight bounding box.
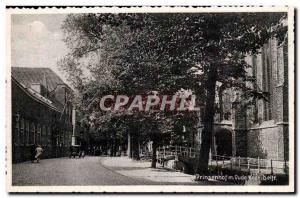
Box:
[30,144,36,163]
[35,145,44,163]
[81,150,85,158]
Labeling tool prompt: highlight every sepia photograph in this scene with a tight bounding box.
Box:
[6,6,295,193]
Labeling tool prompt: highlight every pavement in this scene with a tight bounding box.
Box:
[101,157,196,184]
[12,156,226,186]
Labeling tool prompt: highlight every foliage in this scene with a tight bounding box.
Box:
[59,12,287,171]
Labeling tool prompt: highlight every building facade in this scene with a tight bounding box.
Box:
[11,67,76,163]
[193,37,289,162]
[233,38,289,161]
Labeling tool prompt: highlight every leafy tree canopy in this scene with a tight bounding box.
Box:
[59,12,287,171]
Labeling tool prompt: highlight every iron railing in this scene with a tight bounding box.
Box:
[156,145,289,174]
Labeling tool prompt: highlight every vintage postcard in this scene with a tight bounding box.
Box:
[6,6,295,193]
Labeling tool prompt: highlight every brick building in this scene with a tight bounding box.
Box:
[193,37,289,163]
[232,38,289,161]
[11,67,77,163]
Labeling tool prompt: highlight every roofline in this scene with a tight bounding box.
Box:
[11,76,61,113]
[11,66,74,92]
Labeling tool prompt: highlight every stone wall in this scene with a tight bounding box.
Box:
[247,122,277,159]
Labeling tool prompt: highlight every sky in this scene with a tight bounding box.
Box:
[11,14,69,83]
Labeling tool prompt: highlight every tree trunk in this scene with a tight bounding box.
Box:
[151,141,157,168]
[114,140,118,157]
[132,133,140,160]
[110,142,114,157]
[197,63,217,175]
[127,132,131,157]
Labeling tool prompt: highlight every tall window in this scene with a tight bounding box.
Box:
[47,127,51,145]
[30,122,35,144]
[20,118,25,145]
[262,44,273,121]
[37,124,41,145]
[44,126,48,146]
[13,115,19,145]
[25,121,30,145]
[252,55,259,123]
[42,125,46,146]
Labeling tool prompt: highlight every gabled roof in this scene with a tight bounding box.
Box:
[11,76,60,112]
[11,67,70,92]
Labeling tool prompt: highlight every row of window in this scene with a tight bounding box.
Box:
[13,117,72,147]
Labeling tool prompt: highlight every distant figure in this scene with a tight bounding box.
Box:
[35,145,44,163]
[81,150,85,158]
[30,144,36,163]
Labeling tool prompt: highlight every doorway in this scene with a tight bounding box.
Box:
[215,128,232,156]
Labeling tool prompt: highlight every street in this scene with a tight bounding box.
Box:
[12,156,231,186]
[12,157,156,186]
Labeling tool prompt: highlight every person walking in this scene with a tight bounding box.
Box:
[81,150,85,158]
[35,145,44,163]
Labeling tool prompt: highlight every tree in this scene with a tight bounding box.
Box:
[114,13,287,174]
[59,13,287,173]
[59,13,177,165]
[136,111,173,167]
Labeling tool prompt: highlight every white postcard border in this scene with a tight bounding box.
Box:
[5,6,295,193]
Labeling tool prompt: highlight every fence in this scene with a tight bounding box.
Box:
[156,145,288,175]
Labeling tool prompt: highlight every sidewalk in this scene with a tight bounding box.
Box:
[101,157,196,183]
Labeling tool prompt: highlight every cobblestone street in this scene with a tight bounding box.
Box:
[12,157,156,186]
